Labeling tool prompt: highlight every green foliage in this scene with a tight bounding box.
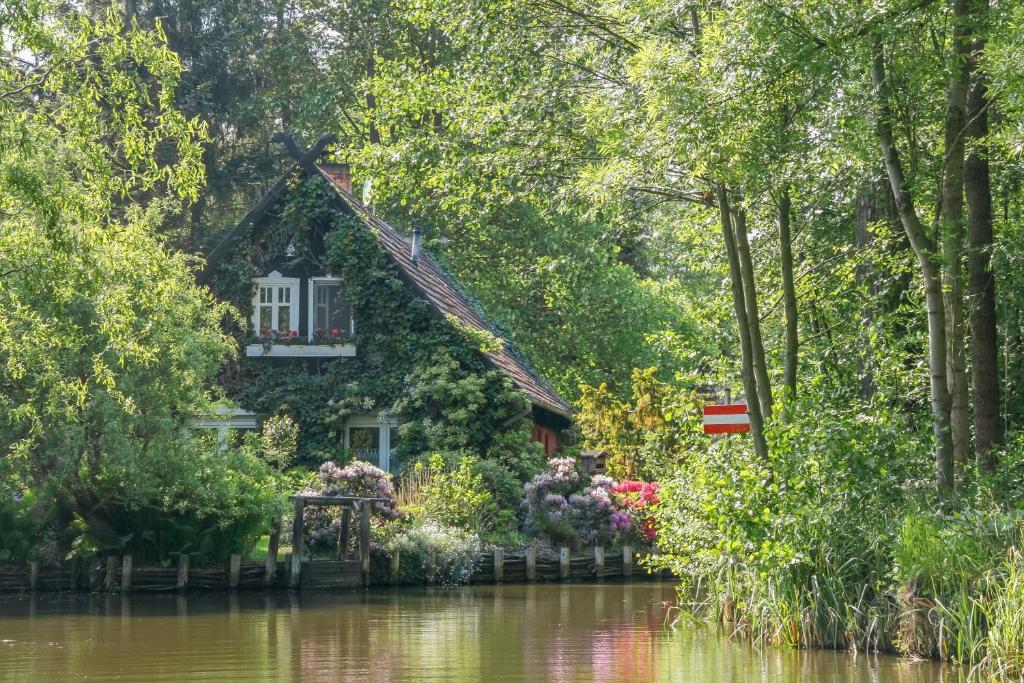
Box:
[577,367,707,480]
[0,2,281,561]
[385,521,482,586]
[254,414,300,469]
[218,181,546,473]
[0,491,44,562]
[651,395,930,650]
[402,454,497,534]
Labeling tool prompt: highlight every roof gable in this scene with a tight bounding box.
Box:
[315,165,572,419]
[202,160,572,420]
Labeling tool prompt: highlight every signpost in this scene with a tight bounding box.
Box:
[703,404,750,434]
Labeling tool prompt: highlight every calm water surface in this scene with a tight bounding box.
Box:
[0,582,952,682]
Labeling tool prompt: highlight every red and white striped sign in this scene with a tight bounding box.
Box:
[703,404,750,434]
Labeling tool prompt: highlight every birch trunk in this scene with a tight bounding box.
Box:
[732,206,773,420]
[942,0,973,469]
[717,184,768,459]
[871,37,955,496]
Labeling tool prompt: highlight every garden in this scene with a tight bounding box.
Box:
[292,450,659,586]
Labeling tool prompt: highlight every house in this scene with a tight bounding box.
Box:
[199,135,572,472]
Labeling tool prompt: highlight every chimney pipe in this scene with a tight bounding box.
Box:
[411,226,422,265]
[319,162,352,193]
[336,163,352,193]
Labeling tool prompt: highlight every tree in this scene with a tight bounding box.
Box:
[0,2,263,548]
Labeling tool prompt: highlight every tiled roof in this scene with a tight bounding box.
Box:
[317,164,572,419]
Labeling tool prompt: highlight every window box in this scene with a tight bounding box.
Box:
[245,343,357,358]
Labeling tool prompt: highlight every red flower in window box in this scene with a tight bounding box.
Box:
[290,330,298,337]
[330,327,340,337]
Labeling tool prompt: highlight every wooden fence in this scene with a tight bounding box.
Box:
[0,545,668,594]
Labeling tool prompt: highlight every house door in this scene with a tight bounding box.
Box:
[344,415,397,472]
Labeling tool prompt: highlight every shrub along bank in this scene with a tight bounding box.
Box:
[298,456,660,587]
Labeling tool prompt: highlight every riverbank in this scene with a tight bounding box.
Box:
[0,545,669,593]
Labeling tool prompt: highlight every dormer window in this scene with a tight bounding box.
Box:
[252,271,299,336]
[309,277,353,340]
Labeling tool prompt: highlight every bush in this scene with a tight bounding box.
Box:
[301,460,399,551]
[613,480,660,543]
[68,433,287,564]
[0,490,44,562]
[650,395,927,650]
[396,453,500,534]
[520,457,654,547]
[385,521,481,586]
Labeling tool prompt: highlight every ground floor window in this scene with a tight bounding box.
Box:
[344,414,399,473]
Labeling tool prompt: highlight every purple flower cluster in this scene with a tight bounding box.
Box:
[520,457,634,545]
[301,459,401,551]
[316,460,399,518]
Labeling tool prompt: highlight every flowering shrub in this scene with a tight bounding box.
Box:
[301,460,399,549]
[613,480,660,543]
[386,521,481,586]
[521,457,660,546]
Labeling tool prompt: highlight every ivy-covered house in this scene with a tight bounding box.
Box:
[199,137,572,475]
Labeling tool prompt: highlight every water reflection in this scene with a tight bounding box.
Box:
[0,582,953,682]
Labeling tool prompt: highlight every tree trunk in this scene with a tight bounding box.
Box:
[717,184,768,459]
[965,0,1002,472]
[941,0,973,471]
[854,177,887,402]
[871,36,955,497]
[732,205,773,420]
[778,190,798,401]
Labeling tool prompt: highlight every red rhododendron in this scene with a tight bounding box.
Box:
[613,480,660,542]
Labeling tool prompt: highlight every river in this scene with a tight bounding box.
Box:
[0,582,951,681]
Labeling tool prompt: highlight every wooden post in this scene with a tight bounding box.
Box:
[120,555,133,593]
[105,556,117,591]
[290,498,305,589]
[525,547,536,581]
[390,550,400,582]
[177,554,190,590]
[229,554,241,589]
[621,545,633,577]
[338,507,352,560]
[29,560,39,591]
[265,521,280,587]
[594,546,605,579]
[494,548,504,584]
[359,502,371,587]
[559,547,570,580]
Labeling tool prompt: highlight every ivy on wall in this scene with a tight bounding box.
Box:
[211,177,545,476]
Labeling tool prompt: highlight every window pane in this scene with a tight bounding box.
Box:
[259,286,271,304]
[314,282,350,335]
[278,287,290,304]
[349,427,381,467]
[259,306,272,334]
[388,426,399,474]
[278,305,291,332]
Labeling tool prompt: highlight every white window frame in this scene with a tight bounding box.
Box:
[344,414,398,473]
[307,276,355,341]
[191,408,258,453]
[252,271,299,336]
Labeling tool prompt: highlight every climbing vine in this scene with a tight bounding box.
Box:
[212,177,545,478]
